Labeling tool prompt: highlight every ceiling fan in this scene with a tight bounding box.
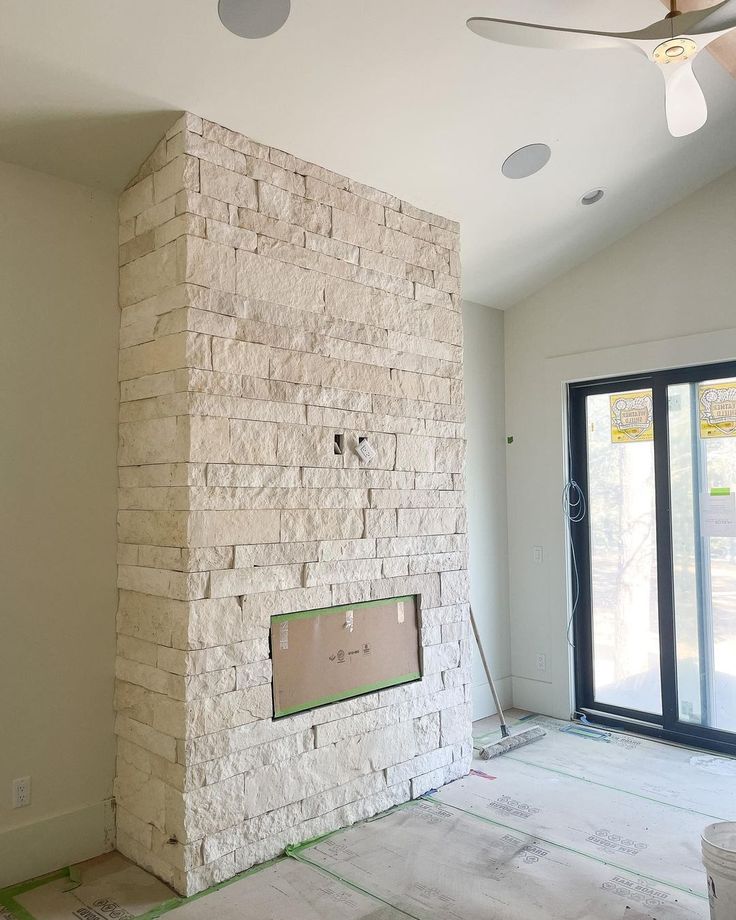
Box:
[467,0,736,137]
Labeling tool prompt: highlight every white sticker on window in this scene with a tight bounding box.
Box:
[397,601,405,624]
[279,621,289,650]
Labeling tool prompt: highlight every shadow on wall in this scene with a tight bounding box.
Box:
[0,44,178,189]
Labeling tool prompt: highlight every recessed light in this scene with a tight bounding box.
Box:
[581,188,605,206]
[218,0,291,39]
[501,144,551,180]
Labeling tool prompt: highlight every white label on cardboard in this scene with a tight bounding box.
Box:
[280,622,289,650]
[345,610,354,633]
[397,601,405,624]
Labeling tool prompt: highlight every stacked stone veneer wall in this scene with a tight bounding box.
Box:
[114,112,471,895]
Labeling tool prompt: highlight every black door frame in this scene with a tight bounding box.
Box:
[569,359,736,756]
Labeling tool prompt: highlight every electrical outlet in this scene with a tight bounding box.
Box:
[12,776,31,808]
[536,654,547,673]
[532,545,544,565]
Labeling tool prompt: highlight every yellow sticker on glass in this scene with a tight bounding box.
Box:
[610,390,654,443]
[699,382,736,438]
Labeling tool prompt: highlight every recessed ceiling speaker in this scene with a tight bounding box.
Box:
[501,144,551,179]
[218,0,291,39]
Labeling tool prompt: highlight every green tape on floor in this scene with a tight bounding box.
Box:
[428,795,708,902]
[287,847,420,920]
[505,754,729,822]
[131,857,282,920]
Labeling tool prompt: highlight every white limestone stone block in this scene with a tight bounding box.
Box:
[181,775,246,841]
[116,714,177,762]
[120,176,155,221]
[229,419,278,465]
[201,120,269,159]
[385,745,453,786]
[187,509,280,547]
[305,176,384,225]
[395,434,437,472]
[209,563,304,598]
[440,702,472,746]
[176,190,229,223]
[440,569,470,606]
[236,249,325,311]
[235,541,318,567]
[332,208,385,252]
[119,240,182,307]
[154,155,200,203]
[413,711,440,754]
[304,557,383,587]
[275,423,342,468]
[188,596,243,649]
[237,207,305,246]
[184,235,236,293]
[305,231,359,264]
[397,507,462,537]
[422,642,461,675]
[136,198,176,236]
[246,155,305,195]
[317,538,376,562]
[211,338,270,378]
[280,509,363,543]
[258,183,331,235]
[206,218,257,251]
[189,684,273,735]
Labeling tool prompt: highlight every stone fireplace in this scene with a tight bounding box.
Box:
[114,112,471,895]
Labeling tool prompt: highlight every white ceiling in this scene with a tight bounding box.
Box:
[2,0,736,308]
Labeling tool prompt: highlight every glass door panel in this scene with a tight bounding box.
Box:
[586,389,662,714]
[669,378,736,733]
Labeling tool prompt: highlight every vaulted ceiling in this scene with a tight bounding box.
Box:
[2,0,735,307]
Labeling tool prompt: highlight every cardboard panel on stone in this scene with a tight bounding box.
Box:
[271,596,421,717]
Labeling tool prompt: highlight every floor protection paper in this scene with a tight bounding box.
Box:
[291,798,708,920]
[153,857,406,920]
[476,715,736,819]
[434,765,709,898]
[11,854,174,920]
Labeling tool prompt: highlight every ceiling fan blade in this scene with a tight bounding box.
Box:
[466,17,647,54]
[684,0,736,35]
[663,61,708,136]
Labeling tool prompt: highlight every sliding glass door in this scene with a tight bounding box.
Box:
[570,361,736,754]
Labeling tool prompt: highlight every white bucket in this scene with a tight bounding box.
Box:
[702,822,736,920]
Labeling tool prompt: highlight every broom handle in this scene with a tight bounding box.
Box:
[470,606,510,738]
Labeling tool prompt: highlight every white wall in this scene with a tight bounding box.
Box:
[0,160,119,885]
[504,167,736,719]
[463,301,511,720]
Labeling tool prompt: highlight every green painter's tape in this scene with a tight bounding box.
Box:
[274,672,421,718]
[506,754,729,823]
[711,487,731,496]
[427,796,708,902]
[0,867,71,920]
[132,857,283,920]
[272,595,415,625]
[0,860,284,920]
[287,848,420,920]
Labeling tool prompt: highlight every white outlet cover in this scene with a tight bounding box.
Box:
[356,440,377,465]
[12,776,31,808]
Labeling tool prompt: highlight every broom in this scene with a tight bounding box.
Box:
[470,606,546,759]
